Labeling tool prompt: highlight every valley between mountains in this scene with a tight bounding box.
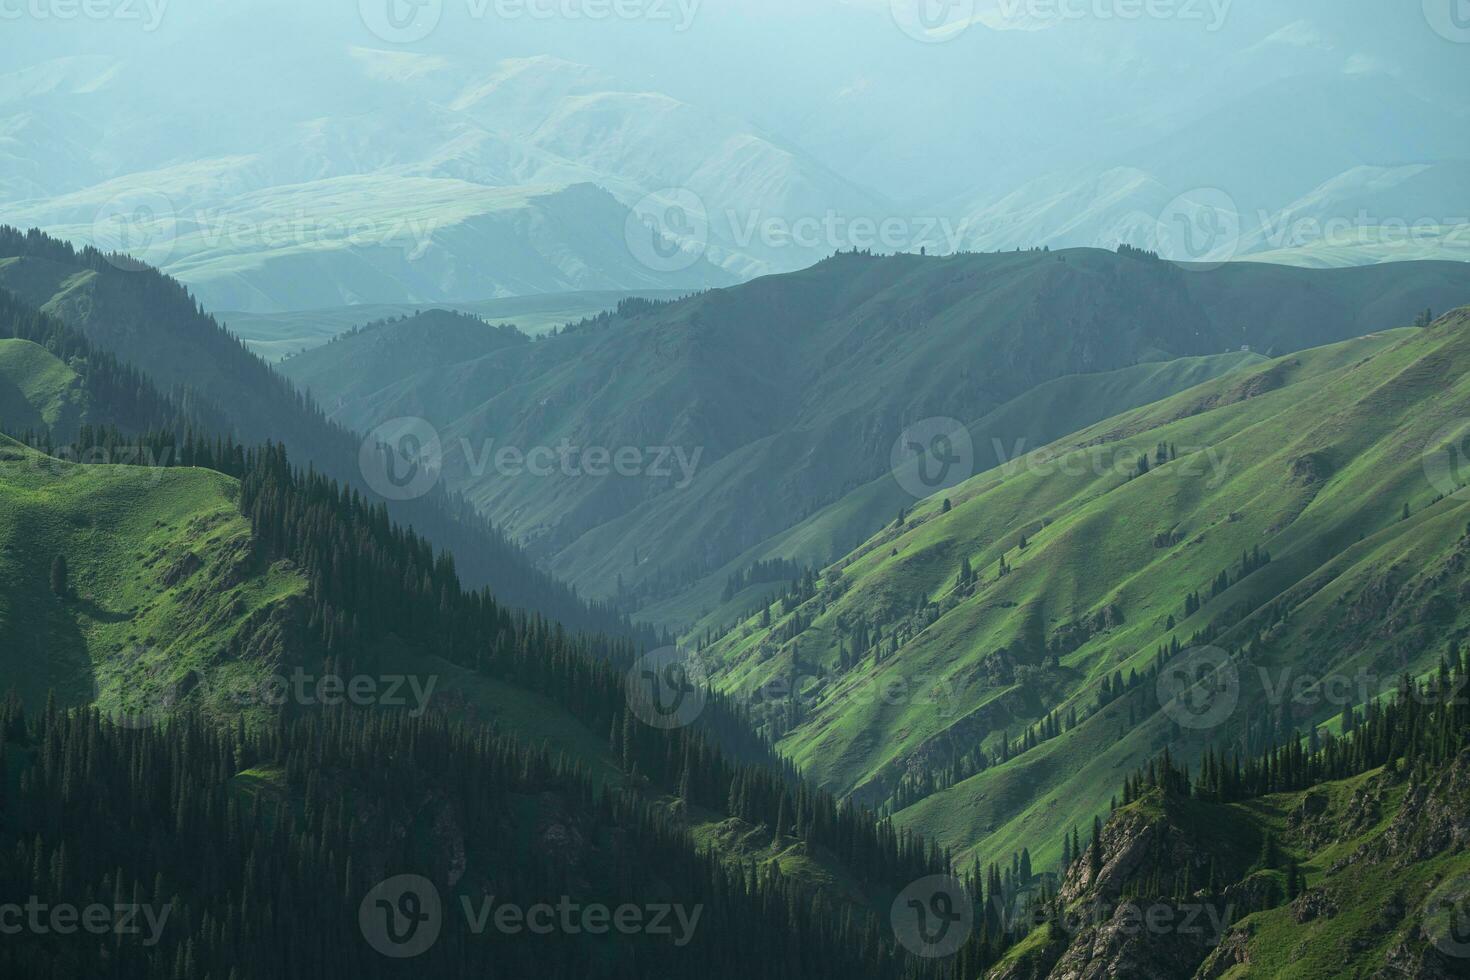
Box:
[2,225,1470,978]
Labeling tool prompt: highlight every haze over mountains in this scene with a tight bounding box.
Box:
[5,1,1468,311]
[6,4,1470,977]
[279,249,1470,636]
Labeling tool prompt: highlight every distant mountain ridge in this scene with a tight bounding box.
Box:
[277,249,1470,633]
[696,307,1470,885]
[7,47,1468,311]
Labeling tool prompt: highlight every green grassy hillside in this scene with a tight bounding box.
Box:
[275,247,1470,632]
[698,309,1470,875]
[0,432,947,960]
[990,755,1470,979]
[0,330,870,908]
[0,338,86,433]
[0,227,654,642]
[648,348,1267,633]
[0,434,310,719]
[1198,767,1470,978]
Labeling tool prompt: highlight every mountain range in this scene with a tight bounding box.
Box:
[276,249,1470,638]
[6,15,1469,312]
[3,223,1470,976]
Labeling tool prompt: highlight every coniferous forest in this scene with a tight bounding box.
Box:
[5,6,1470,978]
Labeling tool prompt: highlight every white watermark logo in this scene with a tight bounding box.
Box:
[891,876,973,958]
[1424,0,1470,43]
[1157,645,1239,730]
[890,0,977,43]
[1425,874,1470,958]
[625,647,708,730]
[361,0,700,42]
[1156,188,1241,271]
[94,649,193,730]
[1013,898,1233,939]
[625,188,710,273]
[1422,420,1470,500]
[994,0,1232,30]
[1254,209,1469,253]
[745,668,958,718]
[359,0,443,42]
[92,190,177,270]
[358,420,707,501]
[360,875,443,959]
[461,895,703,945]
[224,669,440,718]
[891,417,975,500]
[90,195,441,273]
[725,209,971,256]
[359,417,444,502]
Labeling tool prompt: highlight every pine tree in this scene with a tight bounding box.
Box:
[49,555,68,598]
[1089,816,1103,878]
[1258,832,1279,870]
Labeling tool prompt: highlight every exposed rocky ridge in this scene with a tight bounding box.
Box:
[999,755,1470,977]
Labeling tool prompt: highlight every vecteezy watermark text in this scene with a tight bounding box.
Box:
[359,875,702,959]
[889,0,1232,44]
[360,417,705,502]
[461,895,702,946]
[1022,898,1234,940]
[91,192,441,272]
[0,899,172,947]
[994,438,1233,487]
[745,667,958,719]
[1160,653,1470,732]
[460,439,703,487]
[359,0,701,44]
[99,662,440,730]
[222,669,439,718]
[624,189,976,273]
[0,0,168,30]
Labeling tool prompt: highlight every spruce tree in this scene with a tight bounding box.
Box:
[49,555,68,598]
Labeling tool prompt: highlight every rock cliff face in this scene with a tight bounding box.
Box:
[994,752,1470,979]
[1040,902,1226,980]
[1057,799,1214,906]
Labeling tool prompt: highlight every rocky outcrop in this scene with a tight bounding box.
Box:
[1195,924,1253,978]
[1058,799,1211,906]
[1372,938,1467,979]
[1374,751,1470,862]
[1042,900,1228,980]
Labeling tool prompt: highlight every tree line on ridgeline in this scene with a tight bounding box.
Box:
[0,224,658,643]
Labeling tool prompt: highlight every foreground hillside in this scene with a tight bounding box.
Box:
[278,248,1470,630]
[0,316,1012,977]
[0,433,310,717]
[990,744,1470,979]
[699,308,1470,880]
